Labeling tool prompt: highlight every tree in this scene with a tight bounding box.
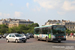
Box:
[0,24,8,34]
[0,23,39,34]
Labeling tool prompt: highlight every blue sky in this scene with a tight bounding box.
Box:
[0,0,75,26]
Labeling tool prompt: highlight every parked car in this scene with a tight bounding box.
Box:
[6,33,27,43]
[0,35,2,39]
[20,34,30,39]
[30,33,34,38]
[25,34,30,39]
[27,33,34,38]
[3,33,8,38]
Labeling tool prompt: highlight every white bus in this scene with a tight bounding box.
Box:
[34,25,66,43]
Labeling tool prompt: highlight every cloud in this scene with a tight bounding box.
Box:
[26,3,29,8]
[10,3,13,6]
[32,6,41,11]
[32,8,36,11]
[0,12,2,16]
[36,7,41,11]
[34,0,75,15]
[62,1,75,11]
[57,11,66,15]
[34,0,61,9]
[15,11,23,17]
[0,12,10,17]
[4,13,10,17]
[34,0,75,11]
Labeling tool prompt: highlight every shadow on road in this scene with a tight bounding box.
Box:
[38,40,75,44]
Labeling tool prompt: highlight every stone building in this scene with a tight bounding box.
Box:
[45,20,75,31]
[0,18,34,28]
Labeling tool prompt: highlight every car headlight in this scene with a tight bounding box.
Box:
[52,35,55,38]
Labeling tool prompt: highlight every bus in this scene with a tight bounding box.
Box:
[34,25,66,43]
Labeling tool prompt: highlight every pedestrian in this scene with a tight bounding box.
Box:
[71,33,74,38]
[70,33,72,37]
[66,33,68,38]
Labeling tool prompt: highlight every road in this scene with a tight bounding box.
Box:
[0,38,75,50]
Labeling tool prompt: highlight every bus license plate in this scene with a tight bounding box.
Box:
[58,39,61,41]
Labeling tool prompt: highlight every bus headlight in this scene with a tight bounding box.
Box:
[52,35,55,38]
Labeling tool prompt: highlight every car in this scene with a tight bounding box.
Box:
[0,35,2,39]
[3,33,8,38]
[6,33,27,43]
[20,34,30,39]
[25,34,30,39]
[27,33,34,38]
[30,33,34,38]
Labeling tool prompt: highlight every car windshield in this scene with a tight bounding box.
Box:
[4,34,8,36]
[24,34,26,36]
[20,34,25,36]
[15,34,22,37]
[52,26,66,35]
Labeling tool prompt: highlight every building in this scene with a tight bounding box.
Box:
[0,18,34,28]
[45,20,75,31]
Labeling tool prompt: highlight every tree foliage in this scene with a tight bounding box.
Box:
[66,28,75,34]
[0,23,39,34]
[0,24,8,34]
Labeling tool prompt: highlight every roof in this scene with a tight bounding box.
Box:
[34,25,65,29]
[34,25,52,29]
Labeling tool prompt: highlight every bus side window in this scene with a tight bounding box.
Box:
[42,28,49,34]
[48,28,51,34]
[35,29,40,34]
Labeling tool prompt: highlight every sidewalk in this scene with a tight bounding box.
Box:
[66,36,75,41]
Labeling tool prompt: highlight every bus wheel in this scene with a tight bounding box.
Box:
[37,37,40,41]
[58,41,61,43]
[46,38,49,42]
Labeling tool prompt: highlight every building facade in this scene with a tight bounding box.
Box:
[0,18,34,28]
[45,20,75,31]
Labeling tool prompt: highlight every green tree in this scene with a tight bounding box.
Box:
[1,23,39,34]
[0,24,8,34]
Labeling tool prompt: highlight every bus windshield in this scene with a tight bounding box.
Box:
[52,26,66,35]
[34,28,40,34]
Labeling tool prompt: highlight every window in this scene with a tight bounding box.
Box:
[12,35,15,37]
[48,27,51,33]
[35,28,40,34]
[42,28,49,34]
[9,35,11,37]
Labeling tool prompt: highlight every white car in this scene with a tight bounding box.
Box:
[6,33,27,43]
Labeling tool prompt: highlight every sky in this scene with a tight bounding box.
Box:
[0,0,75,26]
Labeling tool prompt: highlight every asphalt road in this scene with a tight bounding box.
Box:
[0,38,75,50]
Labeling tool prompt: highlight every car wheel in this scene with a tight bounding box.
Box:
[28,38,30,39]
[15,39,18,43]
[6,39,9,43]
[23,40,26,43]
[37,37,40,41]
